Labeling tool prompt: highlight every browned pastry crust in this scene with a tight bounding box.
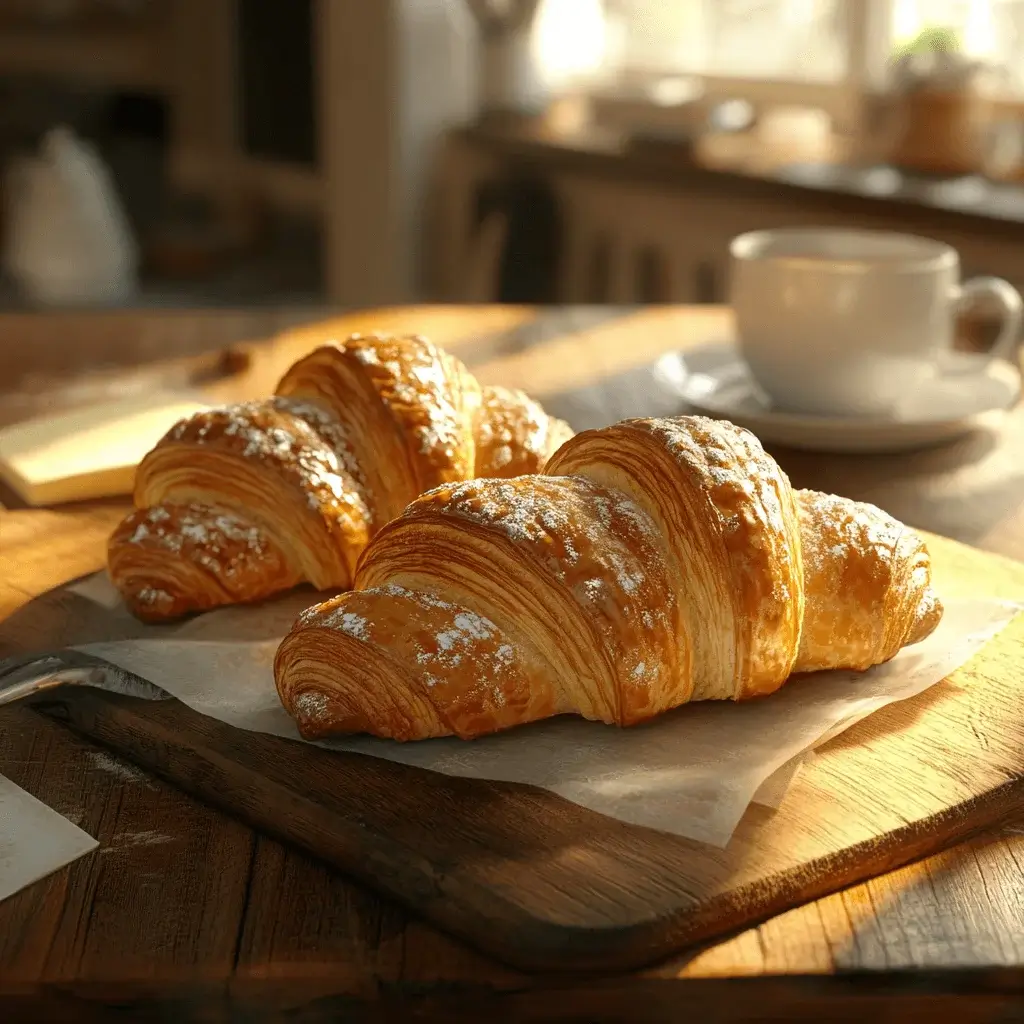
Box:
[108,504,300,623]
[108,333,573,623]
[274,415,944,741]
[792,489,943,673]
[473,384,576,479]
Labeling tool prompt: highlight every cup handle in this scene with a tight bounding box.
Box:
[953,275,1023,367]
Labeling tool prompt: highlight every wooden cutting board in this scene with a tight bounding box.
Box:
[6,532,1024,975]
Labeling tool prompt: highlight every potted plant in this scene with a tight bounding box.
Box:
[874,24,999,174]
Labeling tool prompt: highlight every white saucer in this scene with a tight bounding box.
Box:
[653,342,1022,454]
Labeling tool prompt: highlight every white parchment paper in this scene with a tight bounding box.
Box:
[0,776,97,902]
[58,573,1022,847]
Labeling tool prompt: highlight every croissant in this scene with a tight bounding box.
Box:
[274,415,943,742]
[108,332,573,622]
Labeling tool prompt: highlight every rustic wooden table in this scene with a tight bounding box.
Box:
[2,304,1024,1022]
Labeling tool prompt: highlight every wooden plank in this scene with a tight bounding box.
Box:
[6,531,1023,973]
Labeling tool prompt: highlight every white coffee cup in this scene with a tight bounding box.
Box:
[729,227,1023,418]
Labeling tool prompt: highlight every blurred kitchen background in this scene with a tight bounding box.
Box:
[0,0,1023,313]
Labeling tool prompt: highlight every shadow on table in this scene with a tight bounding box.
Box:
[0,575,143,663]
[823,814,1024,971]
[539,361,686,432]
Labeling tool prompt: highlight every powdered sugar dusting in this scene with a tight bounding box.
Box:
[271,395,367,493]
[317,609,369,639]
[104,831,176,851]
[417,477,662,599]
[456,610,489,637]
[304,584,525,718]
[136,586,172,608]
[474,385,570,477]
[114,503,282,589]
[345,334,469,482]
[165,402,370,534]
[491,445,513,469]
[124,505,267,557]
[796,488,900,586]
[645,416,787,544]
[790,487,943,668]
[379,583,455,610]
[352,346,379,365]
[645,415,799,617]
[401,473,676,710]
[294,689,331,725]
[406,599,512,708]
[425,608,495,653]
[86,750,154,785]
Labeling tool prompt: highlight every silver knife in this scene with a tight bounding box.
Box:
[0,655,170,708]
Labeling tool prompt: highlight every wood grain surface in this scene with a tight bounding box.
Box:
[9,527,1024,975]
[4,305,1024,1014]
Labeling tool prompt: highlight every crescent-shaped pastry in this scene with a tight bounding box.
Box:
[274,415,943,741]
[108,332,573,622]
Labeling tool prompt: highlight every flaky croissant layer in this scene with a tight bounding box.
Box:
[108,332,573,622]
[275,415,943,742]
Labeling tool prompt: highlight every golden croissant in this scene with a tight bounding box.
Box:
[274,415,943,742]
[108,332,573,622]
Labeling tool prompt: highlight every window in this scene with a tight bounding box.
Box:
[889,0,1024,93]
[533,0,1024,102]
[607,0,848,82]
